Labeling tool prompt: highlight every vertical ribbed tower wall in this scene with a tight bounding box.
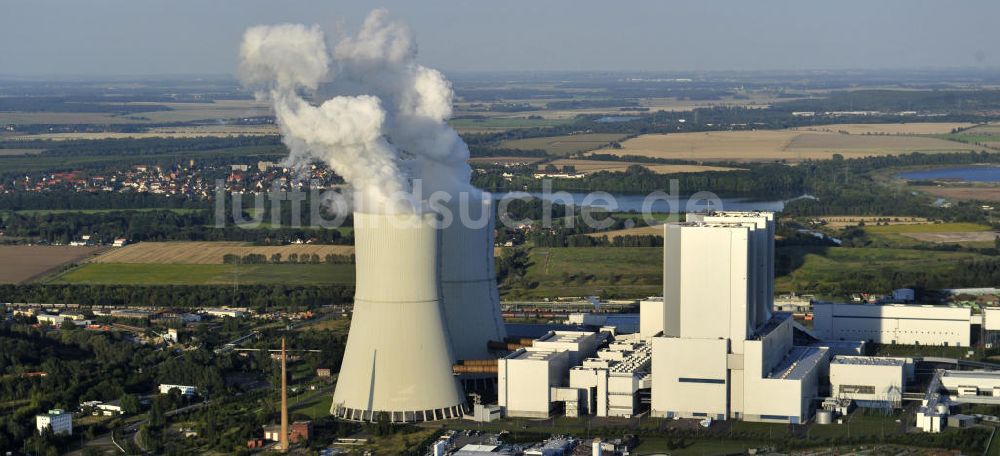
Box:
[331,212,465,423]
[439,196,507,360]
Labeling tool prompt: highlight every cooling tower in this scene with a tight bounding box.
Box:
[438,196,507,360]
[331,212,465,422]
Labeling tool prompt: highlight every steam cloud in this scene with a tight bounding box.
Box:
[238,10,476,215]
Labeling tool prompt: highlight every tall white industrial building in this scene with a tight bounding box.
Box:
[652,212,828,424]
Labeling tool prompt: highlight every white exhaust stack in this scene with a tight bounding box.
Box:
[331,212,465,422]
[439,196,507,360]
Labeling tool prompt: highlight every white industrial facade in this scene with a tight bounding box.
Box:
[36,409,72,435]
[652,212,826,424]
[813,303,970,347]
[639,297,666,338]
[569,338,652,418]
[498,348,571,418]
[829,356,905,404]
[496,331,602,418]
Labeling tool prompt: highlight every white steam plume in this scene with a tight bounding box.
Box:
[238,10,478,215]
[238,23,413,214]
[331,9,477,197]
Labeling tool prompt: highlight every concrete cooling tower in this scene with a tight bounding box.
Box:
[439,196,507,360]
[331,212,465,423]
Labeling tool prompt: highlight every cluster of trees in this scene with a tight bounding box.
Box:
[0,284,354,309]
[530,232,663,248]
[477,151,1000,224]
[1,209,354,245]
[496,248,534,290]
[774,89,1000,113]
[1,136,283,157]
[0,192,205,212]
[0,323,165,453]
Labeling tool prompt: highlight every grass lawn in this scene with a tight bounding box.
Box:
[46,262,354,285]
[514,247,661,299]
[633,437,762,455]
[288,391,333,420]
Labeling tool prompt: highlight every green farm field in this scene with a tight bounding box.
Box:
[863,222,991,234]
[775,246,986,297]
[515,247,662,298]
[46,262,354,285]
[501,133,626,156]
[448,116,573,132]
[862,222,997,246]
[504,243,996,300]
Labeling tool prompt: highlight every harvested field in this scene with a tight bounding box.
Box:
[811,216,930,228]
[9,125,279,141]
[49,263,353,286]
[125,100,272,123]
[0,112,145,125]
[586,224,665,238]
[792,122,977,135]
[964,124,1000,135]
[91,241,354,265]
[542,159,739,175]
[0,100,271,127]
[902,231,1000,243]
[591,130,975,162]
[0,245,107,283]
[785,132,968,153]
[502,134,626,156]
[922,186,1000,202]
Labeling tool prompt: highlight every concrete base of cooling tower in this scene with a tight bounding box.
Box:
[332,404,465,423]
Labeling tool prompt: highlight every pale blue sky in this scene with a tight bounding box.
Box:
[1,0,997,76]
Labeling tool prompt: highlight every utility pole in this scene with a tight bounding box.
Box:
[280,337,288,453]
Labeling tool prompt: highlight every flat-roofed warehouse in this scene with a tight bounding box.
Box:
[829,356,908,406]
[813,303,970,347]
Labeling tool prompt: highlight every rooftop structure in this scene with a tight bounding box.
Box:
[830,356,905,367]
[571,337,652,417]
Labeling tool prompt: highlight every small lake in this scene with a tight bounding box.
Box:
[493,191,795,213]
[897,166,1000,183]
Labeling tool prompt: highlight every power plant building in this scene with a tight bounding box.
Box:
[652,212,827,424]
[829,356,906,405]
[497,331,603,418]
[569,338,652,418]
[813,303,971,347]
[331,206,982,427]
